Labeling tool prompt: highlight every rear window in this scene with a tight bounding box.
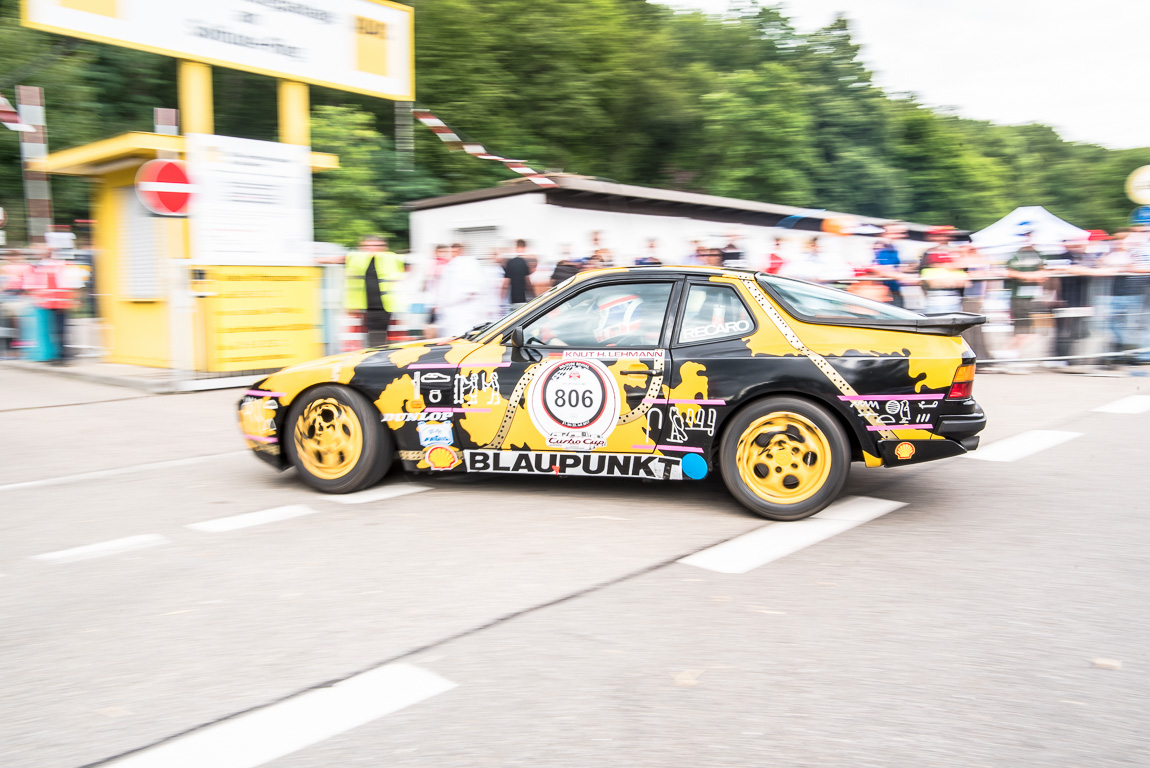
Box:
[758,275,922,321]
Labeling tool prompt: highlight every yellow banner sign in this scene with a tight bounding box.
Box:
[23,0,414,101]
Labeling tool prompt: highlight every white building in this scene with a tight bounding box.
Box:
[407,175,936,280]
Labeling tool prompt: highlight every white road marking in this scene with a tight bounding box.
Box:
[104,663,455,768]
[0,451,249,493]
[1093,395,1150,414]
[325,484,431,505]
[186,505,319,533]
[963,430,1082,462]
[31,534,169,564]
[679,496,906,574]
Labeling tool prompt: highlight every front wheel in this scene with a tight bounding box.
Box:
[286,385,393,494]
[719,396,850,521]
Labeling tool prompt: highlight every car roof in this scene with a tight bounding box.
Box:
[572,265,759,282]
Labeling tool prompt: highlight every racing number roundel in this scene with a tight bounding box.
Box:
[527,358,620,450]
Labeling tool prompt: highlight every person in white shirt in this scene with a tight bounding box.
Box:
[434,243,488,337]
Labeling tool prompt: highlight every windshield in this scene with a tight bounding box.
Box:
[758,274,923,321]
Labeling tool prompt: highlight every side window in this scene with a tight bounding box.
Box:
[677,284,755,344]
[521,282,673,348]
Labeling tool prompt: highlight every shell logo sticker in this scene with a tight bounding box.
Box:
[425,445,459,470]
[894,442,915,460]
[526,358,621,450]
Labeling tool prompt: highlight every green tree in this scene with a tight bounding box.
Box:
[695,64,818,206]
[2,0,1145,244]
[0,0,104,243]
[310,106,394,247]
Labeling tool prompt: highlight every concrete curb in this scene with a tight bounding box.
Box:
[1,360,261,394]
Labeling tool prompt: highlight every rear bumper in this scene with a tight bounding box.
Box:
[876,399,986,466]
[935,403,987,441]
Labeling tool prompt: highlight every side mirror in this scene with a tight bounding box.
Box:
[510,327,525,347]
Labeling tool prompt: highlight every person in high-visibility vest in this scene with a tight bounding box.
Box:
[345,235,404,347]
[25,246,81,365]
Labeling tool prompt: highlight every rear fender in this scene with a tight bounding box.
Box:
[718,382,874,463]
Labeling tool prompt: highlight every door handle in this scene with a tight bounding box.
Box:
[620,369,655,377]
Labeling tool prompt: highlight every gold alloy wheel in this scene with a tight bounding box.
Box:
[293,398,364,480]
[735,411,833,505]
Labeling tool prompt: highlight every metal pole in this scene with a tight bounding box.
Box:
[396,101,413,173]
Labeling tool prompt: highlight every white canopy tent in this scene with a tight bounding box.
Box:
[971,206,1089,257]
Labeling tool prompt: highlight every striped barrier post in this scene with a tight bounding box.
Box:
[16,85,53,244]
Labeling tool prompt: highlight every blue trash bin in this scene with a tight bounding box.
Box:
[20,305,59,362]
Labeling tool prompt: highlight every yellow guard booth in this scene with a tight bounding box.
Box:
[34,69,337,372]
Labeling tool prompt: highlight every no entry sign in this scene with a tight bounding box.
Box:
[136,159,193,216]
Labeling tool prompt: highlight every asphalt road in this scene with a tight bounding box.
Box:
[1,363,1148,768]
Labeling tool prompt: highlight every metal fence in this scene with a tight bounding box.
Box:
[831,273,1150,368]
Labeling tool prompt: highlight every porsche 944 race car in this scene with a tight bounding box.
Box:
[238,266,986,521]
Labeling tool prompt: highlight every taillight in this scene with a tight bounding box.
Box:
[948,363,975,399]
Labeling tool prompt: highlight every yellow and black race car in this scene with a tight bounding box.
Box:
[239,266,986,521]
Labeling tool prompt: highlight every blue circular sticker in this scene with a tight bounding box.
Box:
[681,453,708,480]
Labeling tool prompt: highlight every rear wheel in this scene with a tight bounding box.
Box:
[286,385,392,493]
[719,396,849,521]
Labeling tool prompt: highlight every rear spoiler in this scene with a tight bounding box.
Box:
[774,311,987,337]
[911,312,987,336]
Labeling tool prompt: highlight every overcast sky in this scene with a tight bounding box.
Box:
[660,0,1147,150]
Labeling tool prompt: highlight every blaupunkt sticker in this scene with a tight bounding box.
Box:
[465,450,682,480]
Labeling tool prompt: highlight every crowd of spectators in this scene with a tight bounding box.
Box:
[342,223,1150,369]
[11,221,1144,370]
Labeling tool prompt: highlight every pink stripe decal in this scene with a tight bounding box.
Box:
[867,424,933,431]
[631,443,705,453]
[840,394,944,401]
[244,434,278,443]
[409,362,512,369]
[426,407,492,413]
[245,390,286,398]
[644,398,726,405]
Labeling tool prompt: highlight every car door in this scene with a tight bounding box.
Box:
[663,277,764,461]
[457,277,682,477]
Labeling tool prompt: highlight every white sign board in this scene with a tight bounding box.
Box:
[22,0,413,100]
[186,133,314,266]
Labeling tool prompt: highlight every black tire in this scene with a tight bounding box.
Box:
[719,395,850,521]
[285,385,393,494]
